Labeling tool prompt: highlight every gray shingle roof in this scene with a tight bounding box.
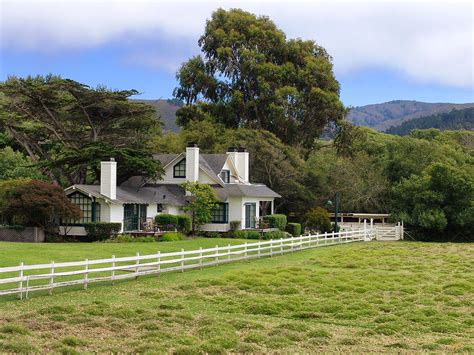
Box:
[218,184,281,199]
[67,184,187,206]
[153,153,228,176]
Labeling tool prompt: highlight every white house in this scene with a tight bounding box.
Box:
[63,144,280,235]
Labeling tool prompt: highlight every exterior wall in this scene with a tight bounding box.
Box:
[201,196,243,232]
[109,204,124,232]
[161,164,187,184]
[146,203,158,219]
[60,226,87,236]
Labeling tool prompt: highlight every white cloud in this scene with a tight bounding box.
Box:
[0,0,472,88]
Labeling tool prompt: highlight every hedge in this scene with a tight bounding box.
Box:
[262,230,286,240]
[229,220,241,231]
[263,214,287,231]
[155,214,179,230]
[160,232,186,242]
[246,231,261,239]
[83,222,121,242]
[286,223,302,237]
[177,215,192,234]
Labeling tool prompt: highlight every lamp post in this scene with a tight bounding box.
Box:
[327,192,340,233]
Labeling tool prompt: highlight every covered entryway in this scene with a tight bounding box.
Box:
[244,203,256,229]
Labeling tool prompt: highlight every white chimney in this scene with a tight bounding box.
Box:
[227,147,249,183]
[186,143,199,182]
[100,158,117,200]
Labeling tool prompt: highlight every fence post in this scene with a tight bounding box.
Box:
[135,252,140,279]
[270,239,273,257]
[49,261,55,295]
[181,249,185,272]
[111,255,116,285]
[157,251,161,276]
[363,219,367,241]
[199,247,203,270]
[401,220,404,240]
[18,262,24,300]
[83,259,88,290]
[215,245,219,266]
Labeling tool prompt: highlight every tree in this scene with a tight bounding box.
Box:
[0,75,163,185]
[180,181,219,234]
[0,147,44,181]
[174,8,345,147]
[392,163,474,240]
[305,207,332,233]
[1,180,82,230]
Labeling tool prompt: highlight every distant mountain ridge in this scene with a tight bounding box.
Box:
[347,100,474,131]
[385,107,474,136]
[132,99,182,133]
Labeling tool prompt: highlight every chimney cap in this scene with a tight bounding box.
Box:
[187,142,198,148]
[237,147,247,152]
[109,157,115,162]
[227,147,237,152]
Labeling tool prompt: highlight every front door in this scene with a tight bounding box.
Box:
[123,204,147,231]
[245,203,256,229]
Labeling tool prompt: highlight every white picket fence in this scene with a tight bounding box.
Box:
[0,228,375,299]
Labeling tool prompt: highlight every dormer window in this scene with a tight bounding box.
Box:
[220,170,230,183]
[173,158,186,178]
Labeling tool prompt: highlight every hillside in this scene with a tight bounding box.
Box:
[385,107,474,136]
[347,100,474,131]
[133,99,182,132]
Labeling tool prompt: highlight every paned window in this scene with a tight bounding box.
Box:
[173,158,186,178]
[211,203,228,223]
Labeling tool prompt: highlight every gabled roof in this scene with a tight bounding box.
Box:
[153,153,228,176]
[65,184,187,206]
[217,184,281,199]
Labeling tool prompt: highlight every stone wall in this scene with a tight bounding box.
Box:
[0,227,45,242]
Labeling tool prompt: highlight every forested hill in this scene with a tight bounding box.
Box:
[132,99,182,133]
[347,100,474,131]
[385,107,474,136]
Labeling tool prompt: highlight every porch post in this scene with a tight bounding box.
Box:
[270,200,274,215]
[91,197,97,222]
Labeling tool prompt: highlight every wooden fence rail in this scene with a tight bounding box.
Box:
[0,228,375,299]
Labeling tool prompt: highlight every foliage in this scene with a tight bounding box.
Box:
[262,214,287,231]
[392,163,474,240]
[305,207,332,233]
[262,230,286,240]
[177,215,192,234]
[83,222,121,242]
[160,232,187,242]
[154,214,179,230]
[105,234,155,243]
[229,220,241,231]
[286,222,302,237]
[229,230,248,239]
[385,108,474,136]
[180,181,219,233]
[174,8,344,147]
[0,180,81,230]
[0,147,44,181]
[246,231,261,240]
[0,75,163,185]
[198,231,221,238]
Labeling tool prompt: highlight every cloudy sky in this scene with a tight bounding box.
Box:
[0,0,473,106]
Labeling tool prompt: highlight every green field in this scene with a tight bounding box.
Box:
[0,241,472,353]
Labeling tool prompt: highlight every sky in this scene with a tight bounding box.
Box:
[0,0,473,107]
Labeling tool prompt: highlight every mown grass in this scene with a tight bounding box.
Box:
[0,241,472,352]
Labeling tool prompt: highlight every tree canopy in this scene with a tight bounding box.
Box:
[0,75,163,186]
[173,8,345,147]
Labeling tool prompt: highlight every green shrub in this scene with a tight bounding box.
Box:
[286,223,301,237]
[83,222,121,242]
[106,234,155,243]
[198,231,221,238]
[262,230,286,240]
[229,220,241,231]
[155,214,179,230]
[160,232,186,242]
[263,214,287,231]
[232,230,247,239]
[246,231,261,239]
[177,215,192,234]
[305,207,332,233]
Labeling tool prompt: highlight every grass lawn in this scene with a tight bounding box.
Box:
[0,238,249,266]
[0,241,472,353]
